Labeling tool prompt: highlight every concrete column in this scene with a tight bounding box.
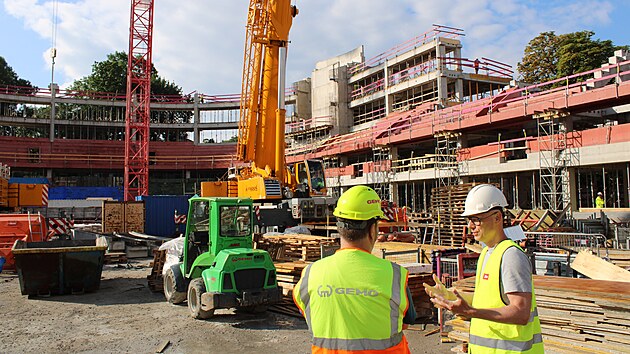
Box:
[389,146,398,202]
[454,78,464,103]
[383,60,392,115]
[566,167,578,214]
[436,44,448,107]
[193,93,200,145]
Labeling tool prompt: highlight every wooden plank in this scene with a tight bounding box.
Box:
[571,250,630,282]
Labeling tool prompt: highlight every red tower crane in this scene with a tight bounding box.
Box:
[124,0,154,201]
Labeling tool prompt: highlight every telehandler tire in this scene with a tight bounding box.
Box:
[188,278,214,319]
[164,266,186,304]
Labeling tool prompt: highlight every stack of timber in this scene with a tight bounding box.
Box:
[256,234,338,261]
[270,261,309,317]
[446,276,630,353]
[147,249,167,292]
[606,249,630,269]
[430,183,481,247]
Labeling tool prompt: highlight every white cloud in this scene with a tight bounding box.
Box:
[2,0,615,93]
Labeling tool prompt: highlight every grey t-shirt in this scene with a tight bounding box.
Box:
[481,244,532,304]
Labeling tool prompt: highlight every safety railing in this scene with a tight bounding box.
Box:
[524,231,607,257]
[349,24,464,76]
[285,115,333,134]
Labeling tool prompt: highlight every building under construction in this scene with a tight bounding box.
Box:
[1,25,629,222]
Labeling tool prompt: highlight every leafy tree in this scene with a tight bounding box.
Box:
[518,31,628,84]
[517,32,559,84]
[68,51,191,141]
[556,31,617,79]
[0,56,32,87]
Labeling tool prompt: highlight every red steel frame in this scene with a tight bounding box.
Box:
[124,0,154,201]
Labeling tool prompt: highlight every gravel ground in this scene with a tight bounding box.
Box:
[0,260,456,353]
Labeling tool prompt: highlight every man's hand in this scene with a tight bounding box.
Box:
[423,274,457,301]
[423,274,472,317]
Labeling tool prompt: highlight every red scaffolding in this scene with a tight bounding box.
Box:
[124,0,154,201]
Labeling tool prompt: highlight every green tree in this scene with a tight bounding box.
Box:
[518,31,628,84]
[556,31,617,79]
[517,32,559,84]
[0,56,32,87]
[69,51,191,141]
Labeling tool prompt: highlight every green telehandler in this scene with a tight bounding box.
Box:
[163,197,281,319]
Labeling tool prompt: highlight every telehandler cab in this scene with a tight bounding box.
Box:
[163,197,281,319]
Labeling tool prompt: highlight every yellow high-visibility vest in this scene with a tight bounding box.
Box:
[469,239,544,353]
[293,248,409,353]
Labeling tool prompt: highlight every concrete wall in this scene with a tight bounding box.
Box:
[311,46,364,135]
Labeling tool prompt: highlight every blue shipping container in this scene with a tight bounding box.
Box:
[140,195,191,237]
[8,177,50,185]
[49,186,123,201]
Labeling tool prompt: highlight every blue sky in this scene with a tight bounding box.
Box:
[1,0,629,95]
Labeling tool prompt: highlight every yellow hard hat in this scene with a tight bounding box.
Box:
[333,185,384,221]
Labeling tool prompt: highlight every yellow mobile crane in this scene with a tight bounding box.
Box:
[202,0,335,231]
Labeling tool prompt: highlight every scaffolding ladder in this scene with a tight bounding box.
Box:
[433,131,460,245]
[372,145,392,201]
[535,109,570,211]
[434,131,460,189]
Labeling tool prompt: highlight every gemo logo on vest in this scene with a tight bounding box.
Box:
[317,285,379,297]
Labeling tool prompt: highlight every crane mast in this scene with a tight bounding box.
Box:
[124,0,154,200]
[238,0,298,188]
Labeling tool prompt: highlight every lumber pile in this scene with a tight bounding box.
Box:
[606,249,630,269]
[274,261,309,297]
[446,276,630,353]
[256,234,338,261]
[430,183,481,247]
[571,250,630,282]
[146,249,166,292]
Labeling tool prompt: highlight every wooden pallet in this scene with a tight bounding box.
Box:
[430,183,483,247]
[256,234,338,262]
[104,252,128,264]
[146,249,166,293]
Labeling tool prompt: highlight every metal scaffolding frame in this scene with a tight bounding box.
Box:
[372,145,392,201]
[434,131,460,189]
[535,109,570,211]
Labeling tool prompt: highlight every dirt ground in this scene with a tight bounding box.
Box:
[0,259,456,354]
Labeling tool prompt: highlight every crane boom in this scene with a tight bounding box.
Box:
[238,0,297,185]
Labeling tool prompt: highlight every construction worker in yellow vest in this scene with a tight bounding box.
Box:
[424,184,543,353]
[293,185,416,353]
[596,192,605,208]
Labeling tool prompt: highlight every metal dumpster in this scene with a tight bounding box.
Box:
[12,237,108,296]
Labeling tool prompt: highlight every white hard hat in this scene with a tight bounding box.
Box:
[461,184,508,217]
[597,192,603,196]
